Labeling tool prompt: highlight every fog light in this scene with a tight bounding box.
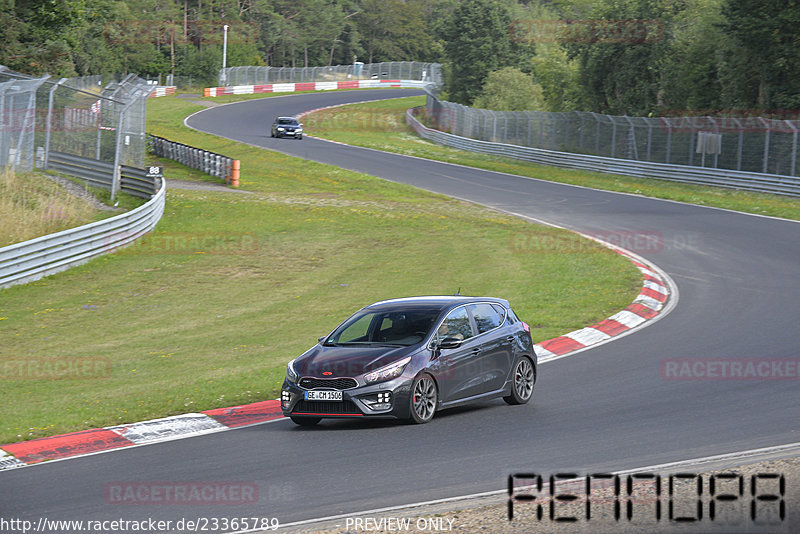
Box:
[361,391,392,411]
[281,390,292,408]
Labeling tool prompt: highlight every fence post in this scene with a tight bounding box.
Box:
[44,78,67,170]
[709,117,719,168]
[761,118,770,174]
[788,120,798,176]
[665,118,672,164]
[610,117,617,159]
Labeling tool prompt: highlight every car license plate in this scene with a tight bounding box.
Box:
[305,390,342,401]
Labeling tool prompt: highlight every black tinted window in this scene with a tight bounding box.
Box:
[329,309,440,346]
[437,307,473,341]
[470,303,503,334]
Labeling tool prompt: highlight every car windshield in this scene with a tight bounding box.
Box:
[325,308,442,347]
[277,118,297,125]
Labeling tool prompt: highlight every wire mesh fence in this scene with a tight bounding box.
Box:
[1,66,151,174]
[424,93,800,177]
[220,61,443,87]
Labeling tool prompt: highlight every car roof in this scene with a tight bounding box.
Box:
[364,295,510,312]
[276,116,297,121]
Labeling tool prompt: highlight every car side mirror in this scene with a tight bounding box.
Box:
[438,337,463,350]
[318,336,326,344]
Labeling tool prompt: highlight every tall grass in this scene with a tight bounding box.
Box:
[0,169,97,247]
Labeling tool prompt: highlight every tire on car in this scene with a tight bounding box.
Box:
[408,373,438,424]
[503,356,535,405]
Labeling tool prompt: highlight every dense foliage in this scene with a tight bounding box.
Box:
[1,0,797,115]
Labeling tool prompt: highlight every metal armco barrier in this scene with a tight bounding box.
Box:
[407,108,800,197]
[46,152,157,198]
[0,179,166,289]
[120,166,159,198]
[147,134,238,184]
[220,62,442,87]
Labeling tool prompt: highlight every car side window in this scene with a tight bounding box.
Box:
[437,307,474,342]
[469,303,503,334]
[491,304,508,323]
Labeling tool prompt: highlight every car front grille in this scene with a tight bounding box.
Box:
[299,377,358,390]
[293,400,361,415]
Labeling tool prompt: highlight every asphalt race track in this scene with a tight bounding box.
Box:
[2,89,799,531]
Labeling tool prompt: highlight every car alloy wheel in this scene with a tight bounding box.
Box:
[410,374,437,424]
[504,356,535,405]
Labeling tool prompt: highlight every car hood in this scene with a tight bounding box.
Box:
[294,344,418,378]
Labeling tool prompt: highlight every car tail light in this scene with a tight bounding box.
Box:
[522,321,530,333]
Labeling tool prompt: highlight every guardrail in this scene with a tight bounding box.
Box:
[0,178,166,289]
[46,152,158,199]
[147,134,239,186]
[407,108,800,197]
[220,62,443,87]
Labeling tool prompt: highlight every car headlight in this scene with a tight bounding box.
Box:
[286,359,298,383]
[364,356,411,384]
[277,127,284,131]
[296,128,303,132]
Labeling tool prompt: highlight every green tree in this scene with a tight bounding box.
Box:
[566,0,677,116]
[357,0,437,63]
[473,67,546,110]
[440,0,518,105]
[659,0,726,112]
[719,0,800,110]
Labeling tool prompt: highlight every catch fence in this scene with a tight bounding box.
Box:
[425,93,799,178]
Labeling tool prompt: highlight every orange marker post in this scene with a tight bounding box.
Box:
[230,160,240,187]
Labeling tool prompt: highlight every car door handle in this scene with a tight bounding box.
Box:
[472,348,481,354]
[506,336,515,342]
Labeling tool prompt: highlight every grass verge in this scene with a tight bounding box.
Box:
[0,94,640,444]
[302,96,800,221]
[0,169,99,247]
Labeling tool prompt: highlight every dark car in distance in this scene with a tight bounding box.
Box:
[271,116,303,139]
[281,296,537,425]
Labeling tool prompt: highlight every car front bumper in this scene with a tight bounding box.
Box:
[281,377,413,420]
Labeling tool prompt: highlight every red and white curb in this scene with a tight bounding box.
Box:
[0,401,283,469]
[203,79,431,97]
[535,247,672,363]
